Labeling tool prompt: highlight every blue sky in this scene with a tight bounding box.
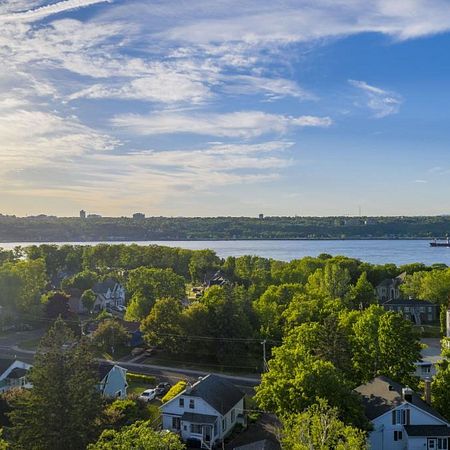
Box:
[1,0,450,217]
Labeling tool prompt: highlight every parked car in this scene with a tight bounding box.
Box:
[155,382,171,396]
[138,388,157,402]
[144,347,156,357]
[116,305,126,312]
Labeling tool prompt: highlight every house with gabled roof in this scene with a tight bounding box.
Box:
[355,376,450,450]
[160,374,245,449]
[96,361,127,399]
[0,358,33,393]
[92,279,125,312]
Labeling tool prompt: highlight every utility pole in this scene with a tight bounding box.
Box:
[261,340,269,372]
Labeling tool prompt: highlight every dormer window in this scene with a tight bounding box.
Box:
[189,399,194,409]
[392,409,410,425]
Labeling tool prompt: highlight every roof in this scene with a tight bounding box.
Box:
[97,361,114,381]
[181,412,217,424]
[354,376,448,422]
[6,368,28,379]
[233,440,279,450]
[0,358,14,374]
[92,279,119,294]
[404,425,450,437]
[184,374,245,415]
[382,298,437,307]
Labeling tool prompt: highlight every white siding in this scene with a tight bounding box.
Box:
[100,365,127,399]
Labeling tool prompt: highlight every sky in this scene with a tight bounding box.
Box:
[1,0,450,217]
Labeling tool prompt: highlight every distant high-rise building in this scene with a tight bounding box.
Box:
[133,212,145,220]
[259,213,264,220]
[80,210,86,219]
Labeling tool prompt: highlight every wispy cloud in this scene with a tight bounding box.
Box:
[349,79,402,118]
[0,0,111,22]
[112,111,332,138]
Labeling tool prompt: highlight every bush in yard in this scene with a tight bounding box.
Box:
[126,373,156,384]
[162,381,187,403]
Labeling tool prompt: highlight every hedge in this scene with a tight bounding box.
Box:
[126,373,157,384]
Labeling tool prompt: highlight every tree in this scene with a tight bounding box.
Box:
[188,249,221,283]
[41,291,71,319]
[351,305,421,385]
[87,421,185,450]
[9,318,102,450]
[81,289,97,313]
[347,272,376,310]
[125,268,185,321]
[61,270,99,292]
[102,398,151,430]
[307,263,351,300]
[281,399,367,450]
[431,360,450,421]
[255,346,366,428]
[141,297,185,354]
[92,319,129,356]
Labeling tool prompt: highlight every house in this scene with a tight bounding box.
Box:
[96,362,128,399]
[355,376,450,450]
[160,374,245,449]
[376,272,407,302]
[205,271,229,288]
[381,298,439,325]
[415,338,442,380]
[92,279,126,312]
[0,359,32,393]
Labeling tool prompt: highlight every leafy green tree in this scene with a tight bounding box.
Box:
[253,284,303,340]
[62,270,99,292]
[125,268,185,321]
[92,319,129,356]
[400,271,428,299]
[431,360,450,421]
[188,249,221,282]
[351,305,421,385]
[281,399,367,450]
[307,263,351,300]
[81,289,97,313]
[255,346,366,428]
[9,318,102,450]
[88,421,185,450]
[347,272,376,310]
[102,398,150,430]
[141,297,185,354]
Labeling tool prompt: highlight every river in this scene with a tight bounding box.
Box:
[1,239,449,266]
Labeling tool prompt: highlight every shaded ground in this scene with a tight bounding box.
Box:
[225,414,281,450]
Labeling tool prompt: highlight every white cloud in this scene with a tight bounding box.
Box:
[112,111,332,138]
[349,79,402,118]
[0,0,111,22]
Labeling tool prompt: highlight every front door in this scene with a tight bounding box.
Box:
[203,425,211,443]
[428,438,437,450]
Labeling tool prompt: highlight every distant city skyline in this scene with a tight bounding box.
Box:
[1,1,450,216]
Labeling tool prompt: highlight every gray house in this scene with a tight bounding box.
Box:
[96,362,128,399]
[382,298,439,325]
[376,272,407,302]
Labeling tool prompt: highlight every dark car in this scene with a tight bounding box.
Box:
[155,382,171,396]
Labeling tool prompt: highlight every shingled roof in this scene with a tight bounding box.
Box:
[183,374,244,415]
[355,376,447,422]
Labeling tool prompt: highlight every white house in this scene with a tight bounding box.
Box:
[97,362,128,399]
[92,279,126,312]
[414,338,442,380]
[0,358,33,393]
[355,376,450,450]
[160,374,245,449]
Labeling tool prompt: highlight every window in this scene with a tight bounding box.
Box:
[428,307,433,313]
[172,417,181,431]
[190,424,202,434]
[213,422,218,436]
[420,306,425,313]
[404,306,410,313]
[394,431,403,441]
[189,399,195,409]
[438,438,448,450]
[422,365,431,374]
[222,418,226,431]
[115,390,122,398]
[231,409,235,423]
[392,409,410,425]
[179,398,184,407]
[428,314,433,321]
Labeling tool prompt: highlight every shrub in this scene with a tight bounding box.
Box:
[127,373,156,384]
[162,381,187,403]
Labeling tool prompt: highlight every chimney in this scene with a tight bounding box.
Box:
[424,377,432,404]
[402,386,413,403]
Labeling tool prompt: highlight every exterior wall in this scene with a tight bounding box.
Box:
[383,304,438,324]
[100,366,127,399]
[221,398,244,437]
[370,403,448,450]
[0,360,33,393]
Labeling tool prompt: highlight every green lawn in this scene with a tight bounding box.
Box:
[127,380,154,396]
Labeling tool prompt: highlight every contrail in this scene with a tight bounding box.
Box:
[0,0,112,22]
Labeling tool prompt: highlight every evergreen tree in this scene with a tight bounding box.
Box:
[9,318,102,450]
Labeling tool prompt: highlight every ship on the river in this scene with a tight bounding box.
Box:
[430,237,450,247]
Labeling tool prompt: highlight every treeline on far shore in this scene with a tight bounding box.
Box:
[1,215,450,241]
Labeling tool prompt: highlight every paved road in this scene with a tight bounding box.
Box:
[0,342,259,395]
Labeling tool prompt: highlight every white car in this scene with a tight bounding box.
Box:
[138,389,157,402]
